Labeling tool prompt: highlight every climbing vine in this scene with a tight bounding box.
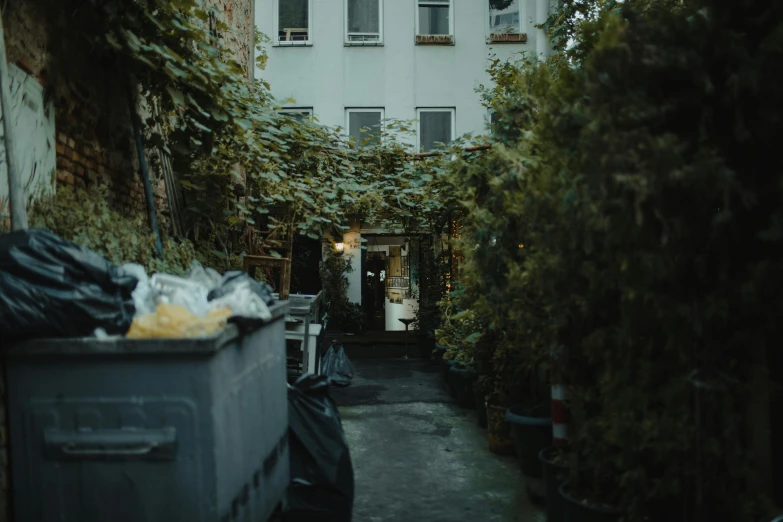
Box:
[23,0,469,263]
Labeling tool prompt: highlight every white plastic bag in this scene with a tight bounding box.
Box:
[187,260,222,291]
[119,263,157,317]
[208,284,272,321]
[150,273,210,317]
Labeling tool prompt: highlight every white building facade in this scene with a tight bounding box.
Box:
[254,0,551,150]
[254,0,552,330]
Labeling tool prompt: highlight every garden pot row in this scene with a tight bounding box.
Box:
[442,359,477,409]
[539,447,624,522]
[439,357,626,520]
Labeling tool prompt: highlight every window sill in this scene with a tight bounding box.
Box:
[415,34,455,46]
[273,42,313,47]
[344,42,384,47]
[487,33,528,44]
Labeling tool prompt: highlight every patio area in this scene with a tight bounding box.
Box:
[331,358,545,522]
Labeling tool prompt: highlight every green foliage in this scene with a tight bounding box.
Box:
[28,0,462,269]
[412,237,450,341]
[434,286,488,367]
[319,254,367,333]
[28,186,196,275]
[451,0,782,518]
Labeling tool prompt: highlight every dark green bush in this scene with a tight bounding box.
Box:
[451,0,782,519]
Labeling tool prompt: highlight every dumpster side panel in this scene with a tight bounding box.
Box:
[5,358,217,522]
[212,317,289,522]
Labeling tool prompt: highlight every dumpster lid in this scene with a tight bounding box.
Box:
[3,301,288,357]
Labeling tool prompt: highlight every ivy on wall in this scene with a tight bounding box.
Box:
[20,0,469,266]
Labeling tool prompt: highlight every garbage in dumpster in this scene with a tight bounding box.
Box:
[0,229,277,342]
[285,374,354,522]
[0,229,137,343]
[187,260,222,290]
[126,303,233,339]
[151,272,212,317]
[320,342,355,387]
[124,265,275,338]
[208,271,273,321]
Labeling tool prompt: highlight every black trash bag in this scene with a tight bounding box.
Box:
[207,270,274,304]
[320,342,354,387]
[285,374,354,522]
[0,229,138,343]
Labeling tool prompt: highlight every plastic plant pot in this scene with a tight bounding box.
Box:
[443,359,459,397]
[540,446,571,522]
[432,344,448,364]
[559,482,623,522]
[450,366,477,409]
[506,403,552,478]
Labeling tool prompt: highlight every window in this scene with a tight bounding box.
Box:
[416,0,453,41]
[488,0,526,42]
[488,109,498,131]
[276,0,311,44]
[417,108,455,152]
[346,109,384,147]
[279,108,313,123]
[346,0,383,44]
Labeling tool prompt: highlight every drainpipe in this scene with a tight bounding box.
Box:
[535,0,550,60]
[127,84,164,257]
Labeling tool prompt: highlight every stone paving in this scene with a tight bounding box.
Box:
[331,358,546,522]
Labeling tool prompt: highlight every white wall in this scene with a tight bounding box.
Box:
[0,64,56,221]
[255,0,546,144]
[342,221,363,304]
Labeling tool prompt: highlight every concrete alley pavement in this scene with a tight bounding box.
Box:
[331,359,545,522]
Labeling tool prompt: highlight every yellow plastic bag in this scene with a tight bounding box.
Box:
[126,303,233,339]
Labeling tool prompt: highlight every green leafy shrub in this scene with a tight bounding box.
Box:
[28,185,196,275]
[319,253,366,333]
[450,0,782,519]
[434,288,483,366]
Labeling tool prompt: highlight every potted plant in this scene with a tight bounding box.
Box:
[442,348,459,397]
[450,363,477,409]
[506,400,551,477]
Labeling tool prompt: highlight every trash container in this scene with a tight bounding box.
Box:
[3,302,289,522]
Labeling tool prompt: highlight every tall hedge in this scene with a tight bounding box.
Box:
[451,0,782,519]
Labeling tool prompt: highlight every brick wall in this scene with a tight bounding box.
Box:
[4,0,256,218]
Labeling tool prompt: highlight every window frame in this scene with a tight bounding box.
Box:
[416,107,456,153]
[345,107,386,147]
[279,107,314,122]
[486,0,526,42]
[344,0,384,46]
[273,0,313,46]
[415,0,454,39]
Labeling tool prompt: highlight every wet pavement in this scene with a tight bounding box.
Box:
[331,358,546,522]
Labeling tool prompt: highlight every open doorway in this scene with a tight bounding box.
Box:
[361,235,420,332]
